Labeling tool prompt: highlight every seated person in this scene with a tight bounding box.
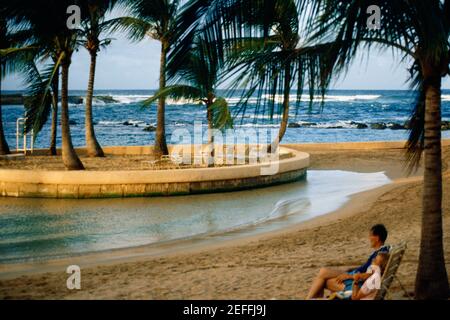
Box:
[306,224,390,299]
[351,252,390,300]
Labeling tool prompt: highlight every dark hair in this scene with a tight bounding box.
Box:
[371,224,388,243]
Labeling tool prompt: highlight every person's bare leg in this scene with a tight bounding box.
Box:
[325,278,346,293]
[306,268,344,299]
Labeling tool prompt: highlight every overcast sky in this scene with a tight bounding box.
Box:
[3,17,450,91]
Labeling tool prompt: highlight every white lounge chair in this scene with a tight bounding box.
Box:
[375,241,409,300]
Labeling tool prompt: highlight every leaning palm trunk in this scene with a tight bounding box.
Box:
[0,105,10,155]
[268,66,291,154]
[85,51,104,157]
[154,41,169,157]
[415,65,449,299]
[49,69,59,156]
[60,62,84,170]
[0,63,10,155]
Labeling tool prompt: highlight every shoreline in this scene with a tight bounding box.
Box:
[0,140,449,299]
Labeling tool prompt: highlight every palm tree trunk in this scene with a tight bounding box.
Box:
[154,40,169,157]
[415,65,449,299]
[60,62,84,170]
[206,103,214,167]
[85,51,104,157]
[49,69,59,156]
[0,106,10,155]
[268,65,291,153]
[0,63,10,155]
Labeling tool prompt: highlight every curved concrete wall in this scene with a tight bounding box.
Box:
[0,146,309,198]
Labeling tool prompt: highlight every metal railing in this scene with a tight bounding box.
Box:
[16,118,34,155]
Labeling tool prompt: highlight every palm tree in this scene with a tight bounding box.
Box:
[308,0,449,300]
[170,0,449,299]
[225,1,332,153]
[0,77,10,155]
[0,78,9,155]
[143,38,233,165]
[49,63,59,156]
[0,17,11,155]
[3,6,62,157]
[79,0,121,157]
[170,0,331,154]
[5,0,85,170]
[117,0,180,157]
[0,13,37,155]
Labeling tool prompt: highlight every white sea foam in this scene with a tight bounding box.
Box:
[98,120,146,126]
[111,95,150,104]
[313,120,358,128]
[235,123,280,128]
[98,120,122,126]
[89,93,381,106]
[245,114,283,120]
[110,95,199,105]
[261,94,381,103]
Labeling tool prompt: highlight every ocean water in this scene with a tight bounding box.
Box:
[2,89,450,149]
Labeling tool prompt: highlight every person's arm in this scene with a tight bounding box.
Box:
[351,281,361,300]
[352,281,372,300]
[353,272,372,282]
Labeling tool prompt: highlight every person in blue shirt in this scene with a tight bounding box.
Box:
[306,224,390,299]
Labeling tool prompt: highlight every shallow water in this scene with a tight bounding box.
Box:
[0,170,390,264]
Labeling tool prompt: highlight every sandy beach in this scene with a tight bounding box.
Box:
[0,141,449,299]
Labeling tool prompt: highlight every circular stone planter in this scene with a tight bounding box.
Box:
[0,146,309,198]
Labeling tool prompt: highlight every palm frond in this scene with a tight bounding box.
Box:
[106,16,152,41]
[405,61,425,173]
[226,40,335,123]
[0,46,37,79]
[23,55,62,136]
[209,97,233,131]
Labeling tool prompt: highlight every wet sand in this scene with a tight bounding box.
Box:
[0,141,449,299]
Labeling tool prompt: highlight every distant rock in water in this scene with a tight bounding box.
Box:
[69,120,77,125]
[123,121,133,126]
[350,121,368,129]
[302,122,317,127]
[288,122,317,128]
[388,122,404,130]
[442,121,450,130]
[370,122,387,130]
[94,96,119,104]
[2,94,24,105]
[2,94,119,106]
[68,96,84,104]
[143,125,157,132]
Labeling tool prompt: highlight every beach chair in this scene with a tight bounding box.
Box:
[193,151,212,166]
[141,159,159,169]
[160,154,183,165]
[375,241,409,300]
